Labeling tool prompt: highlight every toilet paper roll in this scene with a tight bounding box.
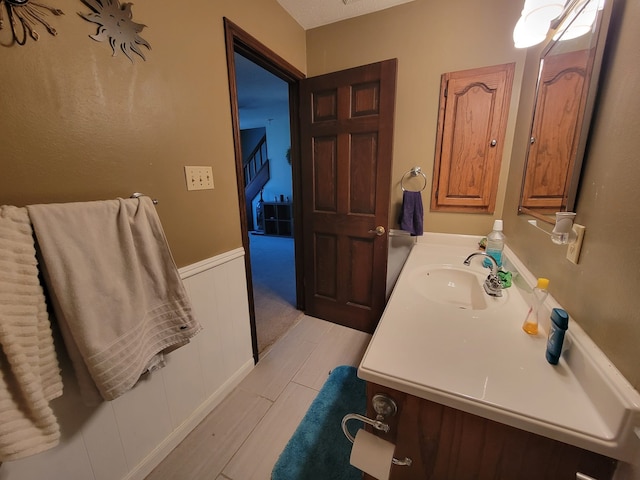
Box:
[349,429,395,480]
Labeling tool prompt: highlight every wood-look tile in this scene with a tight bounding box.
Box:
[238,329,316,401]
[293,323,371,390]
[146,388,272,480]
[282,314,332,344]
[222,382,317,480]
[146,318,365,480]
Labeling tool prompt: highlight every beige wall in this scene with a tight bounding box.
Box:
[504,0,640,389]
[0,0,305,267]
[307,0,640,390]
[306,0,527,234]
[2,0,638,392]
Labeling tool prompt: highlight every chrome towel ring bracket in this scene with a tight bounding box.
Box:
[400,166,427,192]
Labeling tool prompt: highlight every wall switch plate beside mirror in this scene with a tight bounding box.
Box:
[515,0,614,253]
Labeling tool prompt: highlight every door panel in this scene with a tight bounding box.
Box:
[521,49,594,210]
[300,59,397,333]
[313,137,338,211]
[431,63,515,213]
[349,237,374,307]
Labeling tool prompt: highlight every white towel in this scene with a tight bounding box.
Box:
[0,205,63,461]
[27,197,202,404]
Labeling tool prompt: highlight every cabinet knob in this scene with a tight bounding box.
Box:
[490,139,497,147]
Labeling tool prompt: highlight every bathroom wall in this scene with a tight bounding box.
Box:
[306,0,640,400]
[0,0,306,267]
[306,0,527,236]
[503,0,640,391]
[0,252,253,480]
[2,0,639,475]
[0,0,302,477]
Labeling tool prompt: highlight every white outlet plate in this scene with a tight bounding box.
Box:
[184,166,214,191]
[566,224,586,264]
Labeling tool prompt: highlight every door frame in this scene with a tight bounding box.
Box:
[223,18,306,363]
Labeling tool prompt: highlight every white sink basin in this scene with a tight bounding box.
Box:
[409,265,508,311]
[359,234,640,463]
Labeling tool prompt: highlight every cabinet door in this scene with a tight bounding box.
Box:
[431,63,515,213]
[521,49,594,210]
[365,383,617,480]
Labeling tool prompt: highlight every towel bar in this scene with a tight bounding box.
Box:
[130,192,158,204]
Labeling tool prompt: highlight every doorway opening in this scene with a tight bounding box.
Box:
[236,55,298,354]
[224,18,306,362]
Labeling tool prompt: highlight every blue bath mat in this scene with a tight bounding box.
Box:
[272,365,366,480]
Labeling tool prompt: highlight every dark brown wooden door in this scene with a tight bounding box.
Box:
[521,49,594,211]
[431,63,515,213]
[300,59,397,333]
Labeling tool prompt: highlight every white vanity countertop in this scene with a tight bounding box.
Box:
[358,233,640,462]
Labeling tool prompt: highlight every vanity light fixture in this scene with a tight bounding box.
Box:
[552,0,600,40]
[513,0,603,48]
[513,0,566,48]
[513,15,548,48]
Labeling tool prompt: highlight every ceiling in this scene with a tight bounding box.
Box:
[276,0,417,30]
[235,53,289,129]
[236,0,419,128]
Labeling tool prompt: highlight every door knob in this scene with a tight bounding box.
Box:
[368,226,386,236]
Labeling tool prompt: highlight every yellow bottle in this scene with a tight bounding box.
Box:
[522,278,549,335]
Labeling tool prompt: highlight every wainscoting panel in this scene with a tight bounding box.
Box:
[0,248,254,480]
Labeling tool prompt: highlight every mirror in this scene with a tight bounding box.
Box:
[519,0,614,222]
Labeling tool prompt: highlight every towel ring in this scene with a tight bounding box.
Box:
[400,167,427,192]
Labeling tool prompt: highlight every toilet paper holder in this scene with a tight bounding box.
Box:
[341,393,412,467]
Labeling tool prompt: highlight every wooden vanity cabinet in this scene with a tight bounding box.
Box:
[364,383,617,480]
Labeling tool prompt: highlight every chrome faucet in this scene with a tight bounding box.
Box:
[463,252,503,297]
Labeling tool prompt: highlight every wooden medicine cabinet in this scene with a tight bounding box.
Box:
[431,62,515,213]
[519,0,614,218]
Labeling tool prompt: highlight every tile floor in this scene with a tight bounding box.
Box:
[146,315,372,480]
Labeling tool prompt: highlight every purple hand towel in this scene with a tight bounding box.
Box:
[399,191,424,236]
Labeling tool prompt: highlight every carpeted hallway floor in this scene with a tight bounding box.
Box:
[249,233,303,354]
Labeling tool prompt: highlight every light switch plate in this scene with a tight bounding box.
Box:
[566,224,586,264]
[184,166,214,191]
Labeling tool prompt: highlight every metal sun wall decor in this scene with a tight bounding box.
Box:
[0,0,64,45]
[78,0,150,62]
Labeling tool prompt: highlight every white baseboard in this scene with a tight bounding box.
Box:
[124,358,254,480]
